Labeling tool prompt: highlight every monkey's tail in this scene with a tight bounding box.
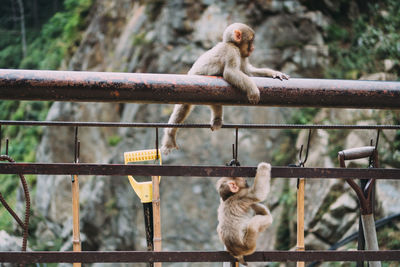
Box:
[236,255,248,266]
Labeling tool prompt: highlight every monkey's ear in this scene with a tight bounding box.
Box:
[228,181,239,193]
[233,29,242,43]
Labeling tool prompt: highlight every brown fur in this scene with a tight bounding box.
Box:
[216,162,273,266]
[161,23,289,155]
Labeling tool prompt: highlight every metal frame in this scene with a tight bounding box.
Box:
[0,163,399,179]
[1,70,400,264]
[0,69,400,108]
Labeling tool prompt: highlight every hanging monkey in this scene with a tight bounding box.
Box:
[161,23,289,154]
[216,162,273,266]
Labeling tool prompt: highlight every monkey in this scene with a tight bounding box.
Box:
[216,162,273,266]
[161,23,289,154]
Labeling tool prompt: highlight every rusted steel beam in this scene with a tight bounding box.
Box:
[0,250,399,263]
[0,163,399,179]
[1,120,400,130]
[0,69,399,109]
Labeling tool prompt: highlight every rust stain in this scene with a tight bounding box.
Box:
[111,91,120,97]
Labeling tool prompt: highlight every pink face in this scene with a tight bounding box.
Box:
[233,177,249,189]
[239,38,255,58]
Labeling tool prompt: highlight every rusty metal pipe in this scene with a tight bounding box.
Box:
[0,163,399,179]
[0,69,399,109]
[0,250,399,263]
[339,146,376,160]
[1,120,400,130]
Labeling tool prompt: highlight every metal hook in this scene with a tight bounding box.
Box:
[227,143,240,166]
[235,127,239,164]
[298,129,311,167]
[155,127,159,161]
[368,129,380,168]
[74,127,79,164]
[374,129,380,150]
[5,138,9,156]
[226,128,240,166]
[72,127,80,182]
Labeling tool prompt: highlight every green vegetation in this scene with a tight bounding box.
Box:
[378,223,400,250]
[326,0,400,79]
[108,135,122,146]
[0,0,92,70]
[0,101,50,232]
[0,0,93,234]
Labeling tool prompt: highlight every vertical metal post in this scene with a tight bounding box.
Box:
[356,179,367,267]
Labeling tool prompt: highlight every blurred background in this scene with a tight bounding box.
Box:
[0,0,399,266]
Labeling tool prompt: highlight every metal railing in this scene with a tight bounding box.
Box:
[0,69,400,264]
[0,69,400,108]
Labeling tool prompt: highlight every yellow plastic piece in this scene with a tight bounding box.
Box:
[124,149,162,203]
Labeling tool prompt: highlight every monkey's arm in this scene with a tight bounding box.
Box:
[223,52,260,104]
[251,203,270,215]
[248,162,271,202]
[245,62,289,80]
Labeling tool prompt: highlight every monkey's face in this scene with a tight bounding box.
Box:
[216,177,248,201]
[233,177,249,189]
[239,38,254,58]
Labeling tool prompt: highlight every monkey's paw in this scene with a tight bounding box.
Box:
[236,255,248,266]
[247,89,260,104]
[160,138,178,155]
[211,118,223,131]
[273,71,290,81]
[257,162,271,172]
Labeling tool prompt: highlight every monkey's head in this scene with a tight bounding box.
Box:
[216,177,249,201]
[223,23,255,58]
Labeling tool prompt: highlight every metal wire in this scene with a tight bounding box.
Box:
[0,155,30,253]
[0,120,399,130]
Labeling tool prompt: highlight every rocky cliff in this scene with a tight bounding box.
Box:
[22,1,400,267]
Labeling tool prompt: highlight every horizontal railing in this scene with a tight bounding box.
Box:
[0,69,400,108]
[1,120,400,130]
[0,163,399,179]
[0,250,399,264]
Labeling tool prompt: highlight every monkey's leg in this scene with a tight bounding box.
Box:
[161,104,192,154]
[209,105,223,131]
[246,214,273,242]
[237,215,271,266]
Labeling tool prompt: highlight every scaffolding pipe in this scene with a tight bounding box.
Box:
[0,250,399,264]
[0,163,399,179]
[0,69,399,109]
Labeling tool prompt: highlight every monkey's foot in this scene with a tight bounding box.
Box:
[236,255,248,266]
[160,137,178,155]
[247,89,260,104]
[211,118,223,131]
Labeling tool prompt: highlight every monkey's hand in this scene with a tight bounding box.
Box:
[247,87,260,104]
[272,71,290,81]
[257,162,271,173]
